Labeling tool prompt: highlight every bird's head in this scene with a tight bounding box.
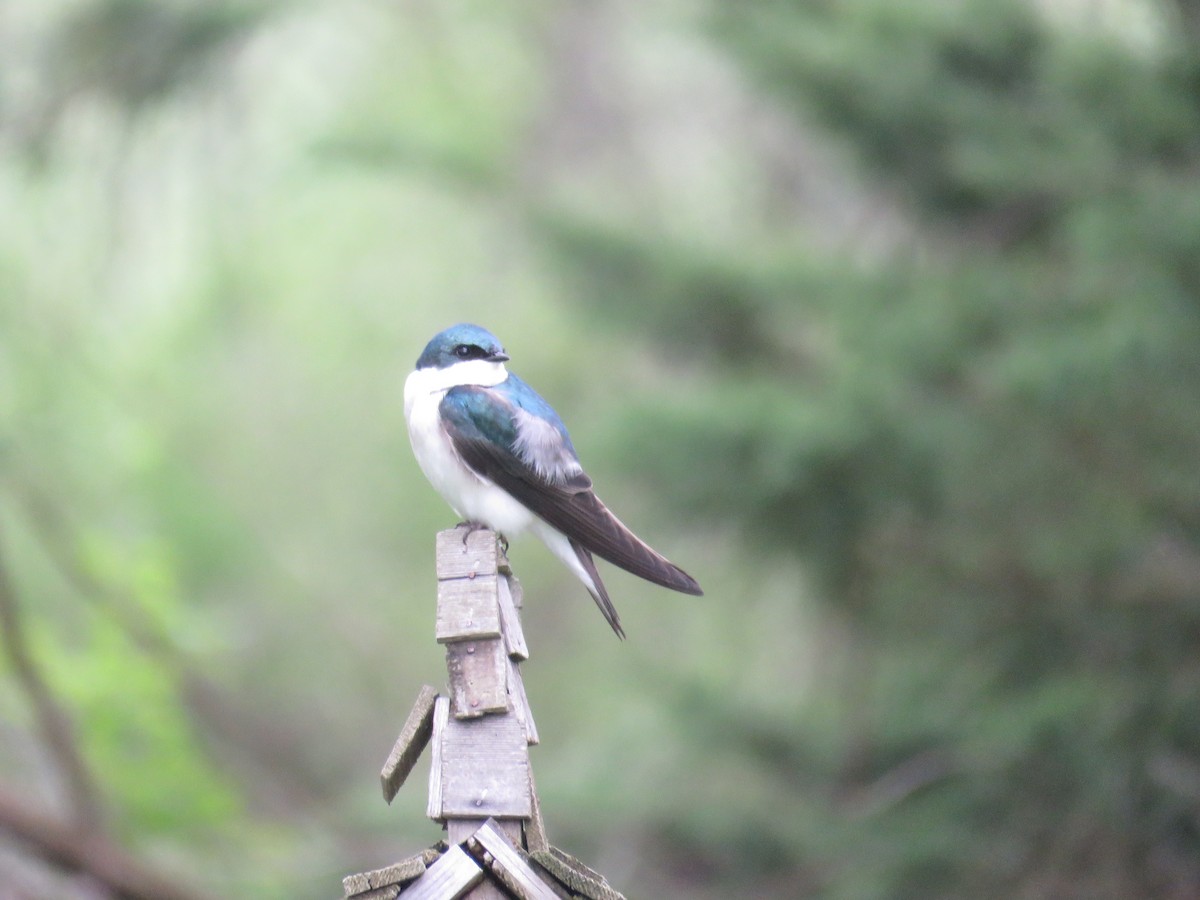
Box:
[413,323,511,388]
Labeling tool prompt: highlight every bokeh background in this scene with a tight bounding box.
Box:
[2,1,1199,898]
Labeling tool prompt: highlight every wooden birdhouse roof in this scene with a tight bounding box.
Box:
[342,817,624,900]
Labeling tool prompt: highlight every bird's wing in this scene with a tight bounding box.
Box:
[439,383,702,596]
[568,537,625,639]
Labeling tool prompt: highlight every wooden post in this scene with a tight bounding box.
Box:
[430,528,536,899]
[344,527,625,900]
[431,528,534,822]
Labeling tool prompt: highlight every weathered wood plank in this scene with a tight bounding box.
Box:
[446,638,508,717]
[381,685,439,803]
[446,817,484,848]
[446,819,521,900]
[344,873,372,896]
[436,576,501,643]
[440,709,531,818]
[446,816,522,848]
[342,854,427,896]
[505,656,539,745]
[507,573,523,609]
[531,847,625,900]
[497,576,528,661]
[436,528,499,581]
[400,845,483,900]
[344,885,399,900]
[426,696,450,820]
[469,819,561,900]
[524,771,548,856]
[463,879,507,899]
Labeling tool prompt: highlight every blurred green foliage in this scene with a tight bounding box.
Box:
[0,1,1197,898]
[545,0,1200,896]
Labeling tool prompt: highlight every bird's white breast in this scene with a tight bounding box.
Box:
[403,362,537,537]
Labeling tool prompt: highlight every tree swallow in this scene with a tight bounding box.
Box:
[404,323,702,638]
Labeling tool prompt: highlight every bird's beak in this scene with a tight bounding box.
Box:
[488,351,510,362]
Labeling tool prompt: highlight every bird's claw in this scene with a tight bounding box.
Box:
[455,521,508,554]
[456,521,488,547]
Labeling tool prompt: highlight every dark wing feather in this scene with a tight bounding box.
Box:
[569,539,626,639]
[441,386,703,597]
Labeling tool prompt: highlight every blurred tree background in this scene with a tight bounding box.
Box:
[1,0,1198,898]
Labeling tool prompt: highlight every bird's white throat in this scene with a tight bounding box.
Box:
[403,358,509,411]
[403,358,538,538]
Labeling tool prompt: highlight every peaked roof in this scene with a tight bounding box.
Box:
[343,817,624,900]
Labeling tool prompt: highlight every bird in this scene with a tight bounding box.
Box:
[404,323,703,638]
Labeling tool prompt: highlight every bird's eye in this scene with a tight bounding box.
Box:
[454,344,475,359]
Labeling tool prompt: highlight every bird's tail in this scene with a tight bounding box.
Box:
[569,539,625,639]
[534,523,626,638]
[573,493,704,597]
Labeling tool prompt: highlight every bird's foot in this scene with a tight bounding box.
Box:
[454,521,508,554]
[456,520,490,547]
